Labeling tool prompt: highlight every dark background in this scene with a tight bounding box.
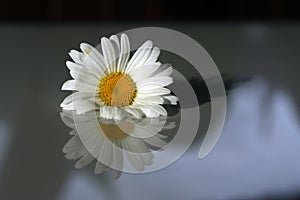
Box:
[1,0,300,22]
[1,1,300,200]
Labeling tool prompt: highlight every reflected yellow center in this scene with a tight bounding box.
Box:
[98,72,137,107]
[100,121,134,140]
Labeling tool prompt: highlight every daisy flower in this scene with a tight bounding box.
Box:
[61,34,178,119]
[61,110,176,179]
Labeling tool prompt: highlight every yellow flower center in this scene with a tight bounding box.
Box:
[100,121,134,140]
[98,72,137,107]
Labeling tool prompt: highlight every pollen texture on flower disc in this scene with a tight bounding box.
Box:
[99,72,137,107]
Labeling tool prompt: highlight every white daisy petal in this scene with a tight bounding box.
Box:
[75,82,96,93]
[61,80,96,93]
[65,148,86,160]
[126,137,152,163]
[101,37,116,73]
[110,40,120,73]
[138,88,171,97]
[69,130,77,135]
[94,161,106,174]
[60,112,76,129]
[61,102,74,110]
[69,50,83,64]
[69,70,79,79]
[139,106,159,117]
[60,92,91,107]
[75,154,94,169]
[80,43,107,75]
[100,106,110,119]
[71,69,99,86]
[61,80,76,91]
[66,61,98,80]
[118,34,130,72]
[113,170,122,180]
[130,126,157,139]
[152,105,168,116]
[97,139,112,168]
[152,63,173,77]
[90,138,107,174]
[66,61,82,72]
[126,40,153,73]
[109,35,120,60]
[124,108,143,119]
[144,135,168,148]
[139,105,167,117]
[134,96,164,105]
[163,95,179,105]
[113,107,127,120]
[129,63,160,83]
[99,106,126,120]
[137,76,173,87]
[145,47,160,64]
[136,84,163,91]
[62,135,81,153]
[63,136,89,160]
[163,122,176,130]
[112,140,124,172]
[75,101,95,114]
[122,139,144,171]
[109,35,120,50]
[129,138,153,167]
[80,43,94,55]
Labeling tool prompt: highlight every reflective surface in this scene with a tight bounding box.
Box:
[0,23,300,200]
[61,109,178,175]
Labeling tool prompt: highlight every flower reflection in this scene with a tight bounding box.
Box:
[61,110,176,179]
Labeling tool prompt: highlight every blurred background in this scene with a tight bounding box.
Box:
[1,1,300,200]
[1,0,300,21]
